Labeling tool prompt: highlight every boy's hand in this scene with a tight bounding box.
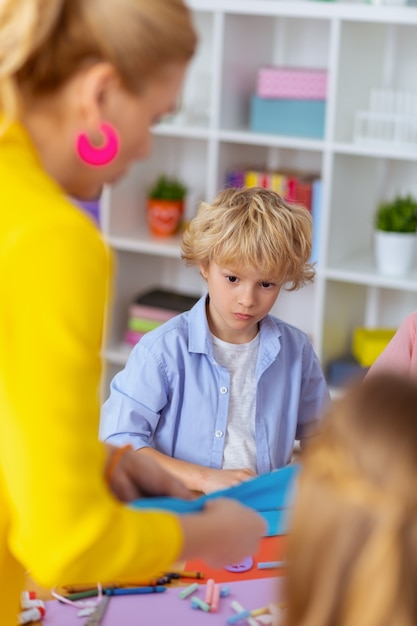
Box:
[105,444,192,502]
[201,467,257,494]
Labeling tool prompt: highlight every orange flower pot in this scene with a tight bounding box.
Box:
[147,198,184,236]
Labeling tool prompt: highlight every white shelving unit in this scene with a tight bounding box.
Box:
[100,0,417,392]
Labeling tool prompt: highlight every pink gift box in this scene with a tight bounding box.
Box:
[257,67,327,100]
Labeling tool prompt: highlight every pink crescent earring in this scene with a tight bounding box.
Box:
[76,121,119,166]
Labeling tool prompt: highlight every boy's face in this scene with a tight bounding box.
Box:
[200,262,281,344]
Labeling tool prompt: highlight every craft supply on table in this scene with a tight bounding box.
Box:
[257,561,286,570]
[105,586,166,596]
[42,577,282,625]
[83,595,110,626]
[225,556,254,573]
[178,583,199,600]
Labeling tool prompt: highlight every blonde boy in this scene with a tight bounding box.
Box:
[100,187,329,493]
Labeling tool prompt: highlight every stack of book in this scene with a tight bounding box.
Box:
[225,168,319,212]
[125,288,201,347]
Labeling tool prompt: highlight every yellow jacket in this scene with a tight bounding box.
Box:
[0,123,182,624]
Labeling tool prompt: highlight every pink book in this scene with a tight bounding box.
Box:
[124,329,146,346]
[257,67,327,100]
[128,304,179,323]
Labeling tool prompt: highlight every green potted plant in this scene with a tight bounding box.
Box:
[147,174,187,237]
[374,194,417,276]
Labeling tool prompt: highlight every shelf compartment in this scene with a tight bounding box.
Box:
[106,250,204,352]
[217,141,323,193]
[106,135,208,239]
[219,14,330,134]
[334,21,417,144]
[320,280,417,371]
[326,153,417,269]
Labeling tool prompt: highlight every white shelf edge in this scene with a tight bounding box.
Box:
[153,123,211,140]
[107,235,182,258]
[333,141,417,162]
[218,128,326,152]
[104,344,132,366]
[323,263,417,292]
[188,0,417,25]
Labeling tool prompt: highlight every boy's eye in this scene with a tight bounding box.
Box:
[226,276,238,283]
[261,281,273,288]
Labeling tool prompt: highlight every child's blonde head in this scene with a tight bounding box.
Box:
[285,373,417,626]
[0,0,196,124]
[181,187,315,290]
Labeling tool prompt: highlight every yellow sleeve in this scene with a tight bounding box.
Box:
[0,212,183,588]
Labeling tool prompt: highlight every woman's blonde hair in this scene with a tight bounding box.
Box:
[285,373,417,626]
[181,187,315,290]
[0,0,197,125]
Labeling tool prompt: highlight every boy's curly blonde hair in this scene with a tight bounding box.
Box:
[181,186,315,291]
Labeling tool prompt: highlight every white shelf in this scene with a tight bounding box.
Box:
[108,234,183,258]
[218,129,325,151]
[333,141,417,161]
[101,0,417,389]
[324,254,417,291]
[187,0,417,24]
[153,123,211,140]
[104,344,133,366]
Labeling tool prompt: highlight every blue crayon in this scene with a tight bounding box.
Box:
[227,609,251,624]
[257,560,286,569]
[105,586,166,596]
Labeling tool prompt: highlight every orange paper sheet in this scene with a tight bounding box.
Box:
[183,535,287,583]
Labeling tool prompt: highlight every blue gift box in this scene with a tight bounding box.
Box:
[249,94,326,139]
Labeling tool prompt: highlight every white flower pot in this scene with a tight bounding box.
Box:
[374,230,416,277]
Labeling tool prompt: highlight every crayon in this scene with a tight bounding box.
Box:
[105,586,167,596]
[178,583,199,600]
[177,571,205,579]
[257,560,286,569]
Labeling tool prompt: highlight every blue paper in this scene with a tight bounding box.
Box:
[130,464,299,536]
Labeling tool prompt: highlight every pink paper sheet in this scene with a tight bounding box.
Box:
[43,577,283,625]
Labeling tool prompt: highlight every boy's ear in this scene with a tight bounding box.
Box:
[199,263,208,280]
[76,62,120,126]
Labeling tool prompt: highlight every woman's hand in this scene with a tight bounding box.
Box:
[179,498,266,568]
[105,444,192,502]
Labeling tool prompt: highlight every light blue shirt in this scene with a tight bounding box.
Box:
[100,295,329,473]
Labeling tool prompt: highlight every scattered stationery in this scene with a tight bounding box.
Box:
[83,595,110,626]
[42,577,283,626]
[105,586,166,596]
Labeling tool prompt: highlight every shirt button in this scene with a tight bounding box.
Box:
[215,430,224,438]
[220,386,228,394]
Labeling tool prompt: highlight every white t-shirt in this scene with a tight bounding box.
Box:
[211,333,259,472]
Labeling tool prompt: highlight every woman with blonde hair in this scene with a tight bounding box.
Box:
[284,373,417,626]
[0,2,265,623]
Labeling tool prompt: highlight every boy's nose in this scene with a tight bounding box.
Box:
[238,288,255,307]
